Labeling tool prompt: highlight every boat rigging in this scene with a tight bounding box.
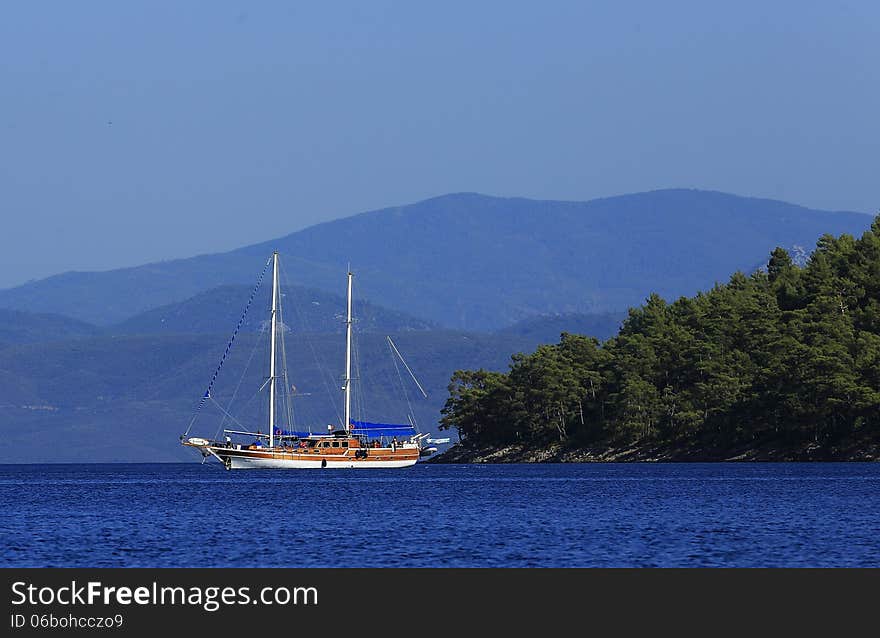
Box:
[181,251,431,469]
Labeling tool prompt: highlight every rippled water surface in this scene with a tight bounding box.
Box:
[3,462,878,567]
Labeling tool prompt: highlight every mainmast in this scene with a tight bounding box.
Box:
[268,251,279,449]
[344,270,353,432]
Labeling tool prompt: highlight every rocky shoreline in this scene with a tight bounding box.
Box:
[429,437,880,463]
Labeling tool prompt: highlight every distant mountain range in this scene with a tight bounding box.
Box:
[0,308,101,346]
[0,189,872,331]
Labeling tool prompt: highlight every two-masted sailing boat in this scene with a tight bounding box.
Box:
[181,252,424,469]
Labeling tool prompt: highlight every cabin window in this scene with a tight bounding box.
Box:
[341,442,349,448]
[332,441,340,448]
[322,441,331,448]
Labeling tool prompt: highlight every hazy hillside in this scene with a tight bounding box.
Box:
[496,312,627,348]
[0,309,100,345]
[0,252,263,329]
[0,190,873,330]
[0,330,532,463]
[112,284,436,336]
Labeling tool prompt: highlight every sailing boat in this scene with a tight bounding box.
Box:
[181,251,424,469]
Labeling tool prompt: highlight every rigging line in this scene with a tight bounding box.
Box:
[353,328,365,424]
[278,258,343,426]
[223,384,267,435]
[276,270,295,429]
[212,331,265,443]
[184,256,272,437]
[388,338,418,431]
[208,395,248,431]
[354,323,371,426]
[386,336,429,398]
[280,317,295,430]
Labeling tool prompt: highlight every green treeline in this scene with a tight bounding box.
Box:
[440,217,880,453]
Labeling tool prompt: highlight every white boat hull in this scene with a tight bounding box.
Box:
[227,454,418,470]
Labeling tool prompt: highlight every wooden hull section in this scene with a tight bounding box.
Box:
[187,442,419,469]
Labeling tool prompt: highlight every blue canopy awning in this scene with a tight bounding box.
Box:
[349,420,416,437]
[272,422,416,438]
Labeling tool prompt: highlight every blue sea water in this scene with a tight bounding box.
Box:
[2,462,878,568]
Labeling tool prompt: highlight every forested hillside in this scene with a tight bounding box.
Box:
[439,217,880,460]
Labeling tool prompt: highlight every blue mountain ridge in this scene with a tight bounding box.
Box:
[0,189,871,331]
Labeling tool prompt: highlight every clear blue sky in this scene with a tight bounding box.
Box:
[1,1,877,288]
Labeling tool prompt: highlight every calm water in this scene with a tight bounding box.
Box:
[2,462,878,567]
